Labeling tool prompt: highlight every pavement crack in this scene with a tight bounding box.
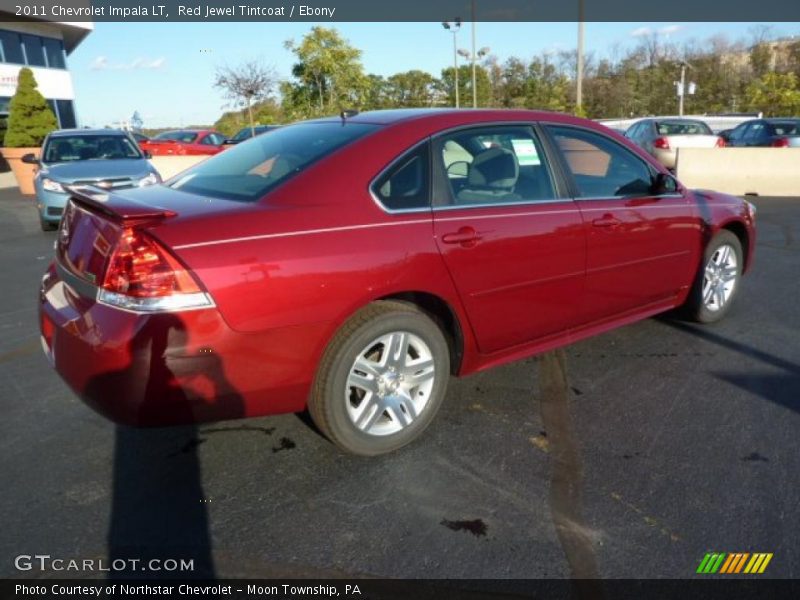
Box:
[538,349,605,591]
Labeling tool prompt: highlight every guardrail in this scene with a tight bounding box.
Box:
[676,148,800,196]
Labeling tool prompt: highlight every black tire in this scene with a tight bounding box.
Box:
[309,300,450,456]
[684,230,743,323]
[40,218,57,232]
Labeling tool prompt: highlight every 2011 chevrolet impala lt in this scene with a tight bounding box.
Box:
[40,109,756,455]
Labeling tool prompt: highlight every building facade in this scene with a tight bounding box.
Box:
[0,19,92,137]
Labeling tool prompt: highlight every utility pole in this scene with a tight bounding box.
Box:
[576,0,584,113]
[471,0,477,108]
[678,62,686,116]
[442,19,462,108]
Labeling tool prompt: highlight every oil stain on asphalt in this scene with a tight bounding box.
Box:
[440,518,488,537]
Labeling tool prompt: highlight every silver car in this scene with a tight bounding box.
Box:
[625,118,723,170]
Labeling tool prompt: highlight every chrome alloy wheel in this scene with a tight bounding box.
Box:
[345,331,436,436]
[702,243,738,312]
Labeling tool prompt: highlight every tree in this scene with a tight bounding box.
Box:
[283,27,369,118]
[213,99,283,136]
[440,64,492,107]
[385,70,438,107]
[213,59,278,137]
[745,72,800,116]
[4,68,57,147]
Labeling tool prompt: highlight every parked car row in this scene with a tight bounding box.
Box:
[622,116,800,170]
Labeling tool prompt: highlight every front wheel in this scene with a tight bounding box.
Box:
[685,230,743,323]
[309,301,450,456]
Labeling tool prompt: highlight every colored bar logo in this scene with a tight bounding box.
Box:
[697,552,773,574]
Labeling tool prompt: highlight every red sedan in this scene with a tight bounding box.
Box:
[139,129,226,156]
[40,109,756,455]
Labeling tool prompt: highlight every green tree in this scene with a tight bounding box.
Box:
[4,68,57,147]
[745,72,800,116]
[440,64,492,107]
[213,99,283,136]
[385,70,438,107]
[282,27,370,118]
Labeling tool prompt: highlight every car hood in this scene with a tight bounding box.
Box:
[40,159,154,183]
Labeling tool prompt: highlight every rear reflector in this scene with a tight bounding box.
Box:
[771,137,790,147]
[98,228,213,312]
[715,137,726,148]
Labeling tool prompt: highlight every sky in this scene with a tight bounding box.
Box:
[67,21,798,128]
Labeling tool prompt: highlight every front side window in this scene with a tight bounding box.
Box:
[43,135,143,163]
[548,125,654,198]
[436,126,555,207]
[168,122,378,202]
[372,143,430,211]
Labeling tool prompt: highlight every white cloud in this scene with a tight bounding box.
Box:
[659,25,684,35]
[89,56,167,71]
[630,27,653,38]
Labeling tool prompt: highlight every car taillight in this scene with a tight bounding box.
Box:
[98,227,213,312]
[771,137,790,147]
[715,137,726,147]
[654,137,670,150]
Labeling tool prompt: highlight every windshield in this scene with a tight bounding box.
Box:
[167,122,379,202]
[43,135,142,163]
[154,131,198,143]
[656,121,712,135]
[232,128,256,142]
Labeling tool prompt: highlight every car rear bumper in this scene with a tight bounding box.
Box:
[40,263,327,426]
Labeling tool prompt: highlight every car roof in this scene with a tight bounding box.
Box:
[49,128,129,137]
[307,108,564,126]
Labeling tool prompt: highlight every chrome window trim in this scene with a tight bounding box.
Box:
[431,197,575,212]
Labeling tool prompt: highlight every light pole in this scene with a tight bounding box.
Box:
[576,0,585,113]
[676,61,694,116]
[459,46,490,107]
[442,19,462,108]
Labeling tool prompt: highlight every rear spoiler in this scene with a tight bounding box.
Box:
[68,185,176,223]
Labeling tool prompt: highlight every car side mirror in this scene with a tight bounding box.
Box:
[447,161,470,178]
[651,172,679,195]
[21,153,39,165]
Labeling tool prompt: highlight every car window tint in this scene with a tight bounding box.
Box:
[168,122,378,203]
[656,121,712,135]
[372,143,430,211]
[437,126,555,206]
[744,123,765,141]
[548,125,653,198]
[155,131,198,143]
[43,135,142,162]
[772,121,798,135]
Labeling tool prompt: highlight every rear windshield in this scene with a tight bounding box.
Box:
[43,135,142,162]
[167,122,379,202]
[772,121,799,135]
[154,131,198,143]
[656,121,712,136]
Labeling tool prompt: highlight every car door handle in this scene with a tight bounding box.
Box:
[441,226,482,246]
[592,214,621,228]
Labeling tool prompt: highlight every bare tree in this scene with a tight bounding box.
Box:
[214,60,277,136]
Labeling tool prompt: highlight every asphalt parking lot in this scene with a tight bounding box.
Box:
[0,187,798,580]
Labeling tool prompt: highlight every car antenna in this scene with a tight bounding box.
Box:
[340,109,359,121]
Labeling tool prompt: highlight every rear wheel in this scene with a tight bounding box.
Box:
[309,301,450,455]
[685,230,743,323]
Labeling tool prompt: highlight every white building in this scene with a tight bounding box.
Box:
[0,18,92,130]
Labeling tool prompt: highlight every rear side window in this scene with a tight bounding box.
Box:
[547,125,653,198]
[168,122,378,202]
[371,143,430,211]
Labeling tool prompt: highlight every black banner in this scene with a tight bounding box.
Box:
[2,0,800,22]
[4,579,800,600]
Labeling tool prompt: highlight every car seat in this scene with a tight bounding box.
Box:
[456,147,521,204]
